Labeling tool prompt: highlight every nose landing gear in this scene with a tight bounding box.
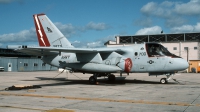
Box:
[160,78,168,84]
[160,73,173,84]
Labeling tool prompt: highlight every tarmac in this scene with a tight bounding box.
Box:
[0,71,200,112]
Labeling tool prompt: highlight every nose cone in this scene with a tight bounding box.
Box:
[174,58,189,71]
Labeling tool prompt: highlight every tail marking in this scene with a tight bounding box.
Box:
[33,13,73,48]
[34,14,50,47]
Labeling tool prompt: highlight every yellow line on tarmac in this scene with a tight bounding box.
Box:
[46,109,75,112]
[0,92,199,107]
[0,105,74,112]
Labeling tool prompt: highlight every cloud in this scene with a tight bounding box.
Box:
[135,26,162,35]
[0,21,111,48]
[174,0,200,15]
[54,21,109,38]
[0,27,37,47]
[139,0,200,28]
[72,35,116,48]
[171,22,200,33]
[72,41,103,48]
[0,28,36,43]
[140,1,177,27]
[86,21,109,31]
[165,17,187,27]
[85,36,114,48]
[71,40,103,48]
[142,0,200,17]
[71,40,86,48]
[87,41,103,48]
[54,22,76,38]
[134,17,152,27]
[141,1,174,18]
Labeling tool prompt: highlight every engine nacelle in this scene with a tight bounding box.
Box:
[117,58,133,73]
[62,63,122,73]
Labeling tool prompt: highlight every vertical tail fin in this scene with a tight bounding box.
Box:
[33,13,73,48]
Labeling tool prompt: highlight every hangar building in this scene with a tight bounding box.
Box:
[0,48,57,72]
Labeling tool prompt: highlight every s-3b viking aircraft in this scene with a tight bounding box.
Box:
[10,14,189,84]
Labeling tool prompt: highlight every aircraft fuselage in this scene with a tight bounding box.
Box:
[42,43,188,74]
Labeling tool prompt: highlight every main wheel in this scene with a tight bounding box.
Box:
[89,76,96,84]
[69,70,74,73]
[160,78,168,84]
[108,74,116,82]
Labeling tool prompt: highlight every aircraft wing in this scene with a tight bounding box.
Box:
[15,47,126,56]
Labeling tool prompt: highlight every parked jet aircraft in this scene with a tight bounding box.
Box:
[9,14,189,84]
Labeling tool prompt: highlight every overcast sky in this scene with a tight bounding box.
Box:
[0,0,200,48]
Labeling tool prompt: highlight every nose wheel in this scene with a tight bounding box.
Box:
[160,73,174,84]
[160,78,168,84]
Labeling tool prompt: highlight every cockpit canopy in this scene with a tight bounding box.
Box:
[146,43,180,58]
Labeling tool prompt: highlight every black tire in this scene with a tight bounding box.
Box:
[89,76,96,84]
[108,74,116,82]
[160,78,168,84]
[69,70,74,73]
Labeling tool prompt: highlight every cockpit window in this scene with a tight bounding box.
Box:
[146,43,180,58]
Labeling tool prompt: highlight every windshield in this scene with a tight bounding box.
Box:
[146,43,180,58]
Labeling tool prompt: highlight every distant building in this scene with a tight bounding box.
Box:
[105,32,200,61]
[0,48,57,72]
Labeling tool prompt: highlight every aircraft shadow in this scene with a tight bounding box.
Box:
[21,77,178,87]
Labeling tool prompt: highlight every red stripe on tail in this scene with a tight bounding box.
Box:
[33,14,50,47]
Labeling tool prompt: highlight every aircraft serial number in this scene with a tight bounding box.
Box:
[53,45,62,47]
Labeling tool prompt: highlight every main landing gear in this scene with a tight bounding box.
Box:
[160,73,173,84]
[89,73,116,84]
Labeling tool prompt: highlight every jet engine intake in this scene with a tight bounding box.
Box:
[117,58,133,73]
